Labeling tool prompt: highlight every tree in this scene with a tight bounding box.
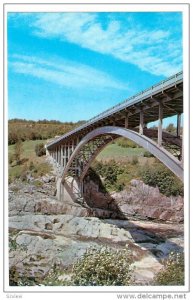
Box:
[14,140,23,165]
[35,143,46,157]
[165,123,176,134]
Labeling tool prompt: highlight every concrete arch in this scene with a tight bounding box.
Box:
[62,126,183,183]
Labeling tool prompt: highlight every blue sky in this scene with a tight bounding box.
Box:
[7,12,182,125]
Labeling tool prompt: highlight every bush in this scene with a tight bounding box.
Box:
[14,140,23,165]
[91,160,125,192]
[154,252,184,285]
[141,163,184,196]
[131,156,138,165]
[116,138,139,148]
[9,154,14,165]
[35,143,46,157]
[70,246,133,286]
[29,161,35,171]
[143,151,154,158]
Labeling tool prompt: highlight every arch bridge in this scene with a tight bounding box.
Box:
[46,71,183,201]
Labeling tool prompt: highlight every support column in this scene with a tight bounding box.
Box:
[54,149,56,162]
[125,115,129,129]
[62,145,65,167]
[111,118,116,126]
[181,125,184,165]
[72,140,75,152]
[60,145,63,168]
[139,110,144,135]
[55,149,57,162]
[56,147,58,166]
[177,113,181,137]
[68,143,70,161]
[75,137,80,176]
[158,102,163,147]
[58,146,61,166]
[64,145,67,167]
[57,147,60,166]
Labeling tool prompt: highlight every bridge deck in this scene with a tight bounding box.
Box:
[47,71,183,150]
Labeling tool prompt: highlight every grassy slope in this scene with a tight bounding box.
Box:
[8,140,47,158]
[96,143,150,164]
[8,139,152,182]
[8,140,51,182]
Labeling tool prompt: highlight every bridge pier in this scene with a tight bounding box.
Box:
[158,102,163,146]
[177,113,181,137]
[125,114,129,129]
[56,176,84,204]
[139,110,144,135]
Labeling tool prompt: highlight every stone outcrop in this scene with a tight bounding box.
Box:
[9,213,183,285]
[9,180,121,219]
[84,179,184,223]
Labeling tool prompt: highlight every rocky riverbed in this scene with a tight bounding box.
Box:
[8,171,184,286]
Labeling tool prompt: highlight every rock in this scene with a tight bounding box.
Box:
[84,180,184,223]
[156,237,184,257]
[41,175,55,183]
[132,255,163,283]
[9,211,184,285]
[130,179,142,187]
[42,176,50,183]
[50,176,55,182]
[45,223,53,230]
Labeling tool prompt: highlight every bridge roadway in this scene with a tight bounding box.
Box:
[46,71,183,201]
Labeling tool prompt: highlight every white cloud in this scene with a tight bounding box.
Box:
[9,54,128,90]
[28,13,182,77]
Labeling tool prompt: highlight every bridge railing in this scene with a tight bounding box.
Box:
[88,71,182,122]
[47,71,182,148]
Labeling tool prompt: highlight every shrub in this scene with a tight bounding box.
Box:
[165,123,176,134]
[8,175,13,184]
[91,160,142,192]
[35,143,46,157]
[143,151,154,158]
[9,266,38,286]
[29,161,35,171]
[115,182,125,192]
[154,252,184,285]
[14,140,23,165]
[19,164,29,182]
[141,163,183,196]
[9,154,14,165]
[91,160,125,192]
[35,162,51,176]
[33,180,43,187]
[131,156,138,165]
[116,138,139,148]
[69,246,134,286]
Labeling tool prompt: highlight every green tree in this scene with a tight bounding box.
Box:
[14,140,23,165]
[35,143,46,157]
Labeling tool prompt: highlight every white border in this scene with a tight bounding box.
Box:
[1,1,191,297]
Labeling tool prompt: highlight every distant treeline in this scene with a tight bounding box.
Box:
[8,119,86,145]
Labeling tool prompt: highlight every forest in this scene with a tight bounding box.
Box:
[8,119,86,145]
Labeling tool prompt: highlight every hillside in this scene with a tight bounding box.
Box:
[8,119,86,145]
